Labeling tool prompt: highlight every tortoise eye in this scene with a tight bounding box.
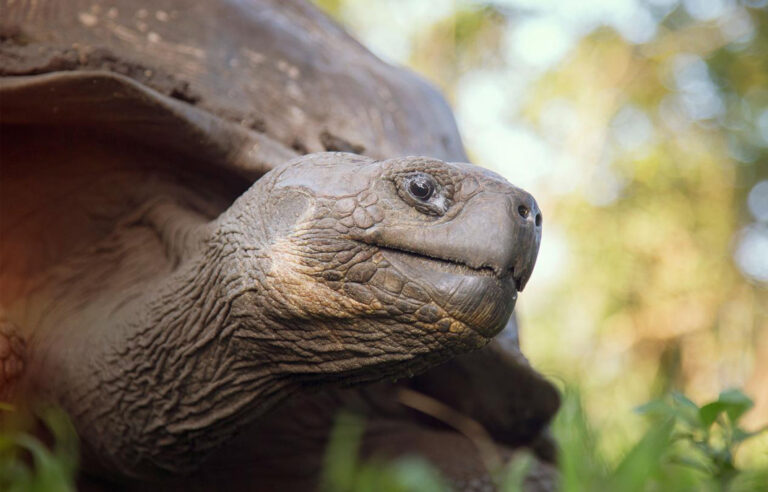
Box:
[407,174,436,201]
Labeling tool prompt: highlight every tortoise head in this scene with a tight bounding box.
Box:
[218,152,542,382]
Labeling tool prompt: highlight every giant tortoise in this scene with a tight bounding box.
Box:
[0,0,560,490]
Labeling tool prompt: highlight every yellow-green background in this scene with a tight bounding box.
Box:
[315,0,768,468]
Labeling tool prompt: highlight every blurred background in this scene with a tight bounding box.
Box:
[314,0,768,469]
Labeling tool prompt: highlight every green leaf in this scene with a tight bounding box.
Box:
[672,393,700,412]
[699,402,728,429]
[697,390,754,428]
[499,452,534,492]
[716,389,753,423]
[608,419,675,492]
[637,393,700,428]
[554,389,605,492]
[389,457,449,492]
[41,407,79,474]
[672,392,703,427]
[636,399,676,418]
[10,434,74,492]
[320,411,366,492]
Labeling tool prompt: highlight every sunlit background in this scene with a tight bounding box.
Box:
[315,0,768,467]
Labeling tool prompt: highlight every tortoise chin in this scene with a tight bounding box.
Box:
[377,247,517,339]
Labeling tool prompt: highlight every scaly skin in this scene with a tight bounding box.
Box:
[13,152,541,478]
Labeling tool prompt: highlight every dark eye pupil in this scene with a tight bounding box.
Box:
[409,177,434,200]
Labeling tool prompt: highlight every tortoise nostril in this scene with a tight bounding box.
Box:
[517,205,530,219]
[535,213,542,227]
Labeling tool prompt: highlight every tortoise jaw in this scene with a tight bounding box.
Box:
[373,245,517,339]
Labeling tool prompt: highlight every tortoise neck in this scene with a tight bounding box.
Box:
[68,236,295,478]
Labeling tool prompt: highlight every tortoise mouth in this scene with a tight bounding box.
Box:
[358,240,523,291]
[372,244,497,278]
[366,243,517,338]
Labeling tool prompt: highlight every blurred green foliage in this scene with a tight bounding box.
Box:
[555,388,768,492]
[636,388,768,488]
[0,405,78,492]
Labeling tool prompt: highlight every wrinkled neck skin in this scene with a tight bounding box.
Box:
[31,198,286,478]
[76,253,279,478]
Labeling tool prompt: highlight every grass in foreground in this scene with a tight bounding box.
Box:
[0,403,78,492]
[1,389,766,491]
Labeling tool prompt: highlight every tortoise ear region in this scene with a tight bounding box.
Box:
[262,189,314,240]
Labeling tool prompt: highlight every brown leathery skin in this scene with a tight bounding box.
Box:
[12,152,541,478]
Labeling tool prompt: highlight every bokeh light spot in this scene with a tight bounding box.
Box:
[747,180,768,222]
[505,16,574,69]
[735,224,768,283]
